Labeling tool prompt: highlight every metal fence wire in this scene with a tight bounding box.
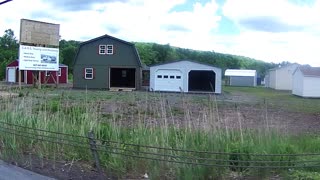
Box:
[0,120,319,170]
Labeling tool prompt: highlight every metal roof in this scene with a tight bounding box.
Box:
[298,66,320,77]
[225,69,256,77]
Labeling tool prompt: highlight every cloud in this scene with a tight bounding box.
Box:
[223,0,320,32]
[42,0,128,11]
[239,16,304,32]
[162,25,190,32]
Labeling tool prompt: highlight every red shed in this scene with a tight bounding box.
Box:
[6,60,68,84]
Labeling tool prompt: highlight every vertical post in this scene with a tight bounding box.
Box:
[38,71,41,89]
[56,70,59,88]
[88,130,101,172]
[18,70,21,90]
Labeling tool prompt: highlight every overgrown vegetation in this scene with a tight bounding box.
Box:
[0,87,319,179]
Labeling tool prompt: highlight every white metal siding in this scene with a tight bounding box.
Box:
[269,70,276,89]
[276,66,295,90]
[303,77,320,97]
[292,69,304,96]
[268,64,299,90]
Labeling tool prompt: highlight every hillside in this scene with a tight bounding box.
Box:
[0,29,277,79]
[135,42,277,77]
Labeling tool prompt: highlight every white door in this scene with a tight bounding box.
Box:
[155,69,183,92]
[7,68,16,82]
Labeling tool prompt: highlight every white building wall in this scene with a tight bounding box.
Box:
[275,65,298,90]
[150,61,221,93]
[268,70,276,89]
[303,77,320,97]
[267,64,299,90]
[292,69,304,96]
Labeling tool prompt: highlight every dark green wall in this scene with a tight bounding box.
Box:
[73,36,141,89]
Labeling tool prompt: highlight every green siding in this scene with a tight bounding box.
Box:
[73,35,142,89]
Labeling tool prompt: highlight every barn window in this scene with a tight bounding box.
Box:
[170,75,174,79]
[58,68,61,76]
[99,45,106,54]
[85,68,93,79]
[164,75,168,78]
[107,45,113,54]
[157,75,162,78]
[176,76,181,79]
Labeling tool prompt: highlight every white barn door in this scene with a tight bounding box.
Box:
[155,69,183,92]
[7,68,16,82]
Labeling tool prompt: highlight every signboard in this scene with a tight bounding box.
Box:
[19,45,59,71]
[20,19,60,46]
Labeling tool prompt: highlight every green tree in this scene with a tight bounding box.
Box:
[0,29,18,80]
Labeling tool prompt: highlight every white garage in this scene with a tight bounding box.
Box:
[150,60,222,93]
[292,66,320,98]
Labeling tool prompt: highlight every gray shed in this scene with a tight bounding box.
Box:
[225,69,257,87]
[149,60,222,93]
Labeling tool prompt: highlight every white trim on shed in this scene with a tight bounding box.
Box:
[150,60,222,93]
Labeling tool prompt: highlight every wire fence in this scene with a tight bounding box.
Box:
[0,120,319,171]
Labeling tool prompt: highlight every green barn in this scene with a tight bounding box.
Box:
[73,34,142,90]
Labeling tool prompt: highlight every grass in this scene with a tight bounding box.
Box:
[0,87,319,179]
[223,86,320,113]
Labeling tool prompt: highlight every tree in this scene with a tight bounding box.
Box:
[61,46,77,73]
[0,29,18,79]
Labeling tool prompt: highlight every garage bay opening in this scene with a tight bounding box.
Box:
[188,70,216,92]
[110,68,136,89]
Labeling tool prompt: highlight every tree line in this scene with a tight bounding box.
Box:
[1,29,284,80]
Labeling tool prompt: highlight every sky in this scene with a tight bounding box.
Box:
[1,0,320,66]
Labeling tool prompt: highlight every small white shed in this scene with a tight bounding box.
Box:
[149,60,222,93]
[265,64,299,90]
[292,66,320,98]
[225,69,257,87]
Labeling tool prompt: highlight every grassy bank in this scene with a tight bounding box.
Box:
[0,88,319,179]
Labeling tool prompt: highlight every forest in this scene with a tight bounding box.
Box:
[0,29,282,80]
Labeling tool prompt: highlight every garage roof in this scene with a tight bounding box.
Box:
[225,69,256,77]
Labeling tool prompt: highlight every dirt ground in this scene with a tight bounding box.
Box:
[101,91,320,135]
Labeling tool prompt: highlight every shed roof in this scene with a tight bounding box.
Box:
[149,59,219,69]
[225,69,256,77]
[73,34,142,67]
[298,66,320,77]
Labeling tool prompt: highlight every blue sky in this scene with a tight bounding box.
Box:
[1,0,320,66]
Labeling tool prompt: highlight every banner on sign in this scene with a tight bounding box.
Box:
[19,45,59,71]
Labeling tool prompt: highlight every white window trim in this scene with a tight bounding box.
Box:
[106,44,113,55]
[45,71,50,77]
[85,68,93,80]
[99,45,106,55]
[58,68,61,77]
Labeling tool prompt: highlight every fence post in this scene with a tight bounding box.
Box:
[88,130,101,172]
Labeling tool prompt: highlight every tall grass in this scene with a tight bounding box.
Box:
[0,88,319,179]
